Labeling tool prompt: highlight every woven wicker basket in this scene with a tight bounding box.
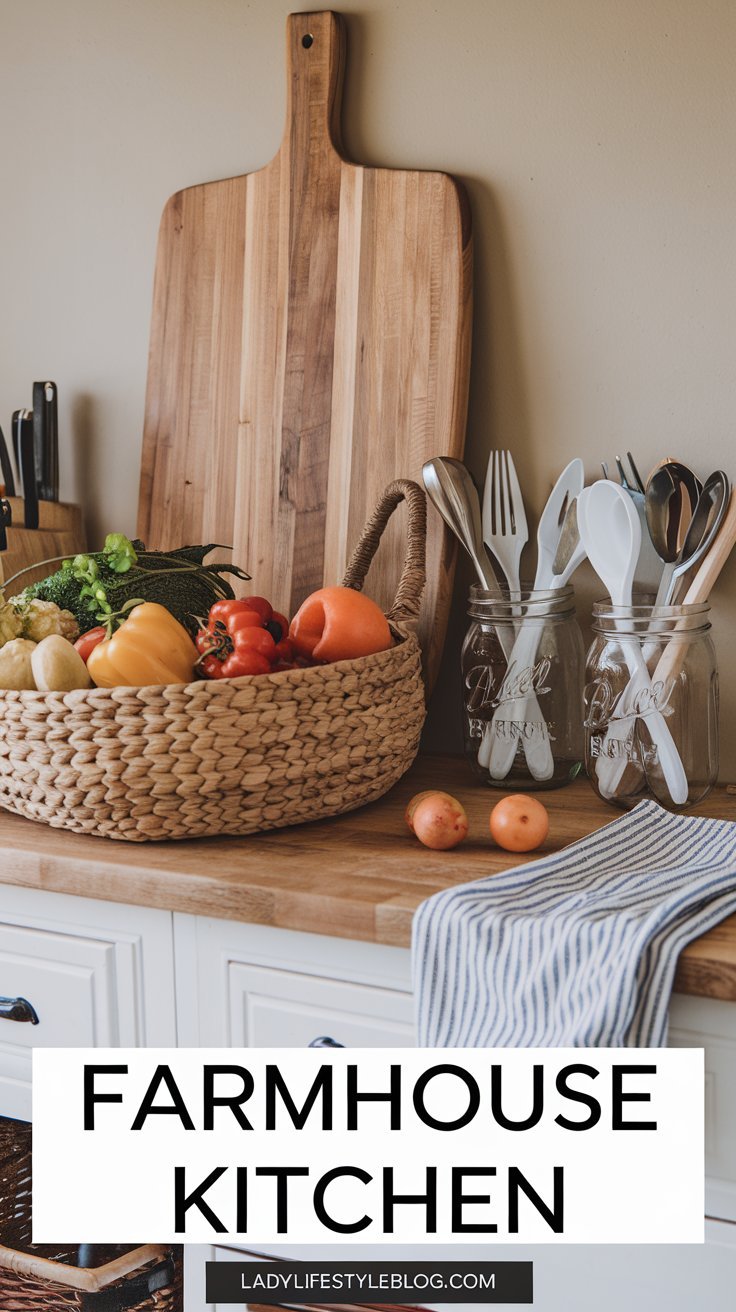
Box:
[0,479,427,842]
[0,1118,182,1310]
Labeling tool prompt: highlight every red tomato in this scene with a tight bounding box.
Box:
[266,611,290,643]
[74,626,107,663]
[220,650,272,677]
[199,653,227,680]
[239,595,273,622]
[207,599,260,628]
[226,609,262,636]
[195,628,220,656]
[231,627,277,660]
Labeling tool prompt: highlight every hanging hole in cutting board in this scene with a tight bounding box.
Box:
[302,33,314,48]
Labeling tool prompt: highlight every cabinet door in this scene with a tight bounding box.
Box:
[669,993,736,1223]
[0,885,176,1119]
[184,918,414,1049]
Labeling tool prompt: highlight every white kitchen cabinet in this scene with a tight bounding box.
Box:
[669,993,736,1224]
[181,916,415,1049]
[186,915,736,1229]
[0,884,177,1119]
[2,884,736,1274]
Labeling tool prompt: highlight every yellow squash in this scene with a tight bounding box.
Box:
[87,603,198,688]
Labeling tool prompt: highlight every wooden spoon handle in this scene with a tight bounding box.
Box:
[681,488,736,605]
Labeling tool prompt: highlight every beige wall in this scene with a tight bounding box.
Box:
[1,0,735,773]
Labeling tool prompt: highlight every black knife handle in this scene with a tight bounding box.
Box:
[11,409,22,470]
[0,424,15,497]
[17,409,39,529]
[33,380,58,503]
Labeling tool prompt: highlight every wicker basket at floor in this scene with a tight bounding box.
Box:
[0,1117,182,1310]
[0,480,428,842]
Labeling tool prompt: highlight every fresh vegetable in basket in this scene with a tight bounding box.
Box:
[87,603,198,688]
[31,635,92,692]
[0,597,78,648]
[12,534,251,637]
[196,596,296,678]
[0,635,92,692]
[0,639,37,689]
[289,585,392,662]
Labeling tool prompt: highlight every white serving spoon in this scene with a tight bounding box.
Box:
[577,481,689,806]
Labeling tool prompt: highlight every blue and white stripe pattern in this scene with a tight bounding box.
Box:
[413,800,736,1048]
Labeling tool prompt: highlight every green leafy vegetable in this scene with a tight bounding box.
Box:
[12,538,251,637]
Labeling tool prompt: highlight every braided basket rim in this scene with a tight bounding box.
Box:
[0,626,418,709]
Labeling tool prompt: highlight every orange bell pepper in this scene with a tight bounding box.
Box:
[289,586,392,662]
[87,603,198,688]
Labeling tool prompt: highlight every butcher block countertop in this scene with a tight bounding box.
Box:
[1,754,735,1002]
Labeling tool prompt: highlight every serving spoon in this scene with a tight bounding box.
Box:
[422,458,500,595]
[658,470,729,607]
[646,462,706,604]
[577,480,688,806]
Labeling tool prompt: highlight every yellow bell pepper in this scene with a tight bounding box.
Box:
[87,603,198,688]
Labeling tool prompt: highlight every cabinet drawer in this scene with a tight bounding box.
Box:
[0,885,176,1119]
[228,962,413,1048]
[669,993,736,1223]
[188,919,415,1049]
[0,921,119,1050]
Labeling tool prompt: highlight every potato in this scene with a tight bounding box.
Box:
[410,791,469,850]
[0,638,37,690]
[31,634,92,692]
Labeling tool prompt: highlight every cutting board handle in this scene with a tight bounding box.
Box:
[283,11,346,157]
[342,480,427,625]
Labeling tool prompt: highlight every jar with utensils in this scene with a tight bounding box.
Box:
[584,602,718,809]
[462,584,585,788]
[577,464,736,809]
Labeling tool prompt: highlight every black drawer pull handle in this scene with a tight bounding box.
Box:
[0,996,39,1024]
[308,1035,344,1048]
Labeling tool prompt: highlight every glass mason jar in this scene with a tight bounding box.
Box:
[462,585,585,789]
[584,602,718,810]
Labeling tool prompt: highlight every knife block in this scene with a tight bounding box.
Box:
[0,498,85,593]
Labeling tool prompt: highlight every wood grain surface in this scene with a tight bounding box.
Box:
[0,499,85,591]
[0,755,734,1001]
[137,10,472,688]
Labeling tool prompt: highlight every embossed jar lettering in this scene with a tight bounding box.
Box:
[462,586,585,790]
[584,602,718,810]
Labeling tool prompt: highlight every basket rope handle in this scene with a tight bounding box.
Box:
[341,479,426,624]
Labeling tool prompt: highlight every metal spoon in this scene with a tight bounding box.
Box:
[645,463,679,564]
[646,460,702,564]
[421,457,500,593]
[651,470,728,607]
[661,471,730,606]
[664,459,702,553]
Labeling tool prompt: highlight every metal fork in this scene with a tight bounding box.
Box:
[602,450,662,594]
[482,449,528,592]
[478,449,554,777]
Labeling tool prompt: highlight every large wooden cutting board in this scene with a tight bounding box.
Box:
[138,10,472,689]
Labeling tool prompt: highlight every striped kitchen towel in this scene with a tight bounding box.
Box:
[413,799,736,1048]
